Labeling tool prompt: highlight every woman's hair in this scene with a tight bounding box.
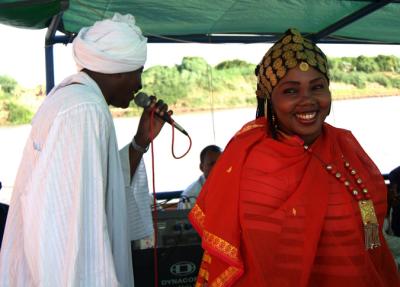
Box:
[254,28,330,139]
[255,28,329,100]
[255,96,265,118]
[255,95,278,139]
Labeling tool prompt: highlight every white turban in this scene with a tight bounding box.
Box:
[72,13,147,74]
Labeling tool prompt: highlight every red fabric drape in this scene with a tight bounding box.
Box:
[189,117,400,287]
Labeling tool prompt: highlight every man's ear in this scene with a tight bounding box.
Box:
[199,163,204,172]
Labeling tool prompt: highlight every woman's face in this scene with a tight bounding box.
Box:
[271,65,331,145]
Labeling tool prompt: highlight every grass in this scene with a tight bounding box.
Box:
[0,82,399,125]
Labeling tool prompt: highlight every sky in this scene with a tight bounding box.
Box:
[1,23,400,88]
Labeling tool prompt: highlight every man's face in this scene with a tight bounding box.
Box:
[200,150,221,178]
[109,67,143,108]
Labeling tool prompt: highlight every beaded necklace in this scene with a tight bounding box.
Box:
[304,144,381,250]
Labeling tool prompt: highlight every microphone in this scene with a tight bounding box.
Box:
[134,92,189,136]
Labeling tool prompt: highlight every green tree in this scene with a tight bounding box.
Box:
[337,57,354,72]
[0,75,18,94]
[4,100,33,125]
[354,56,379,73]
[178,57,210,74]
[374,55,399,72]
[329,68,347,82]
[141,65,190,105]
[215,59,253,70]
[328,58,340,71]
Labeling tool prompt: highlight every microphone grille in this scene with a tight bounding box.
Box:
[134,92,151,108]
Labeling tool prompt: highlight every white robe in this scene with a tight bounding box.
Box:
[0,72,152,287]
[177,175,205,210]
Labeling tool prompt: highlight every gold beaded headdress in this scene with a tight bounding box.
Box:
[255,28,329,99]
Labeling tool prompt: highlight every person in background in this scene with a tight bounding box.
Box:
[178,145,222,209]
[0,13,171,286]
[388,166,400,236]
[383,165,400,269]
[189,28,400,286]
[0,181,8,249]
[0,202,6,250]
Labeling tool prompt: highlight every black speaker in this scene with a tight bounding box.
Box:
[155,209,201,247]
[132,244,203,287]
[131,209,203,287]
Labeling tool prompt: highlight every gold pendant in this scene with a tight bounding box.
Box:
[299,61,309,71]
[358,200,381,250]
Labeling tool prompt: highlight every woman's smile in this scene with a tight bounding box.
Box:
[295,111,318,122]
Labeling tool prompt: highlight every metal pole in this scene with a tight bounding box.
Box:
[45,45,55,95]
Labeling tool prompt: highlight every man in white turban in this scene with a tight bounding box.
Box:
[0,13,169,287]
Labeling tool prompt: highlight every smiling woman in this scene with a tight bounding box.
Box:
[254,28,332,145]
[188,28,400,287]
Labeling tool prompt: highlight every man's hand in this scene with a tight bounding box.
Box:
[134,95,173,148]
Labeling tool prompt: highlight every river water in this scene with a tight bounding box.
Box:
[1,96,399,203]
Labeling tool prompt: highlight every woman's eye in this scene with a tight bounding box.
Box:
[312,84,324,90]
[283,88,297,94]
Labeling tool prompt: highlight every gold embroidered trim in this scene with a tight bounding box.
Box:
[191,204,205,229]
[198,267,209,281]
[235,123,264,136]
[203,252,212,263]
[211,266,240,287]
[204,230,239,261]
[196,251,241,287]
[196,251,211,285]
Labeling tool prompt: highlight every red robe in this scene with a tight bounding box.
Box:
[189,117,400,287]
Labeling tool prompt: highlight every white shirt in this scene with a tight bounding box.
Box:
[177,175,205,210]
[0,72,152,287]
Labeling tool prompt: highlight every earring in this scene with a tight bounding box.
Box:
[264,98,268,120]
[269,100,278,130]
[267,101,278,139]
[271,112,278,130]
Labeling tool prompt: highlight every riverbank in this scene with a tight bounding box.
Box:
[1,96,400,205]
[1,81,399,126]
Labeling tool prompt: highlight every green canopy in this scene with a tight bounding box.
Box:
[1,0,399,92]
[1,0,400,44]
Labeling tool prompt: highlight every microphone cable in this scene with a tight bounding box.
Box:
[148,107,192,287]
[171,121,192,159]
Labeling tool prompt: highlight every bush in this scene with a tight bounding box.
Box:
[0,75,18,94]
[329,69,347,82]
[4,100,33,125]
[140,65,190,105]
[336,57,355,72]
[367,74,392,87]
[374,55,399,72]
[347,73,367,88]
[354,56,379,73]
[391,78,400,89]
[328,58,342,71]
[178,57,210,74]
[215,60,254,70]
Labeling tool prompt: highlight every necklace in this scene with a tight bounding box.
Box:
[304,144,381,250]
